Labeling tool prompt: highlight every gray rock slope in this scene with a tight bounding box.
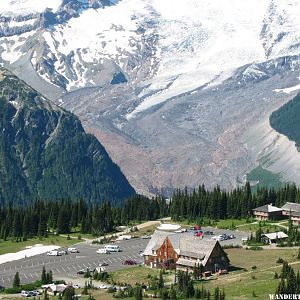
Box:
[1,0,300,195]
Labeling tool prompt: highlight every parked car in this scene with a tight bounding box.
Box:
[99,284,109,289]
[68,247,79,253]
[32,290,42,295]
[141,235,151,239]
[73,284,80,289]
[47,250,61,256]
[123,259,138,265]
[212,235,225,241]
[21,291,37,297]
[99,262,109,266]
[229,234,235,239]
[204,231,214,235]
[76,267,95,275]
[21,291,30,297]
[194,231,203,237]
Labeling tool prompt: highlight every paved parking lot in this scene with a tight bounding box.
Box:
[0,238,148,287]
[197,226,250,246]
[0,228,250,287]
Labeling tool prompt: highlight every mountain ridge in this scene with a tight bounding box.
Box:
[1,0,300,194]
[0,67,135,205]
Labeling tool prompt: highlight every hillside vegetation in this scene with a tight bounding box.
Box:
[270,92,300,147]
[0,68,135,205]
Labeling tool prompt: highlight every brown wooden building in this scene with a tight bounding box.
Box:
[291,212,300,225]
[252,204,282,220]
[281,202,300,217]
[143,231,229,273]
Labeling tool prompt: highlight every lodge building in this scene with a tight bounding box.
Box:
[143,230,229,273]
[252,202,300,225]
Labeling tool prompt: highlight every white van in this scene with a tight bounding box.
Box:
[97,248,110,254]
[104,245,121,252]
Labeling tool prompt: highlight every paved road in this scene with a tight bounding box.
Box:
[0,238,149,287]
[0,228,250,287]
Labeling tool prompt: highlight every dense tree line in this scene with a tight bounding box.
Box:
[3,182,300,240]
[270,92,300,148]
[170,183,300,221]
[0,195,168,239]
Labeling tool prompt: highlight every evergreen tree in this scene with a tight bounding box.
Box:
[63,286,75,300]
[13,272,21,288]
[276,277,286,295]
[169,284,177,300]
[161,287,169,300]
[287,268,297,294]
[134,285,143,300]
[41,266,47,284]
[193,263,204,280]
[158,270,164,289]
[46,270,53,284]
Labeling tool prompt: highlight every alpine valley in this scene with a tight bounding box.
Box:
[1,0,300,195]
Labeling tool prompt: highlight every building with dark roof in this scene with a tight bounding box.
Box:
[252,204,282,220]
[143,230,229,273]
[281,202,300,216]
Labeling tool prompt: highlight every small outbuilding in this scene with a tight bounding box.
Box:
[262,232,288,244]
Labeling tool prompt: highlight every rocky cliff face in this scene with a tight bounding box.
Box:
[1,0,300,195]
[0,67,135,205]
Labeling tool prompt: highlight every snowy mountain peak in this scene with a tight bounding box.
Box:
[1,0,300,194]
[0,0,63,15]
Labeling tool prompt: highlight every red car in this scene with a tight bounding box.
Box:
[194,231,203,237]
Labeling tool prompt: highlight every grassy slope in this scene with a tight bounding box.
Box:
[200,248,299,300]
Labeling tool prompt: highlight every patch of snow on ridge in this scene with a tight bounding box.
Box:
[0,245,60,265]
[0,31,33,64]
[0,0,62,15]
[50,0,148,61]
[274,84,300,94]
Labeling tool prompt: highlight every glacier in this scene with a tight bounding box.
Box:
[1,0,300,194]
